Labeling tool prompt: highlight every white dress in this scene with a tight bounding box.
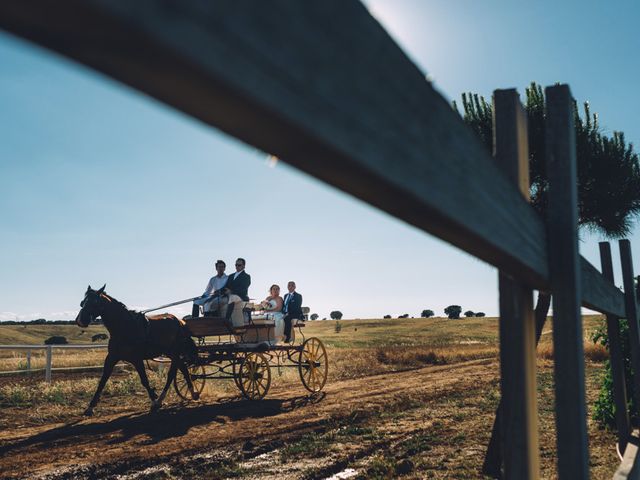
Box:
[265,299,285,345]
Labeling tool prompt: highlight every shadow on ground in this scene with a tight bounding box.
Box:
[0,392,326,455]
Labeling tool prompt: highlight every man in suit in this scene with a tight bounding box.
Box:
[282,281,303,343]
[221,257,251,320]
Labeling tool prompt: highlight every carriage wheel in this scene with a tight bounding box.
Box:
[298,337,328,393]
[232,352,246,392]
[238,352,271,400]
[173,364,206,401]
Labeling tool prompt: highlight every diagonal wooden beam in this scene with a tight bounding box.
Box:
[0,1,626,318]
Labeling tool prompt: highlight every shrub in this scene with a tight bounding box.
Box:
[444,305,462,319]
[91,333,109,342]
[476,312,486,317]
[334,321,342,333]
[398,314,409,319]
[310,313,319,320]
[383,315,392,319]
[592,318,636,427]
[464,310,475,317]
[330,310,343,320]
[421,309,434,318]
[44,336,68,345]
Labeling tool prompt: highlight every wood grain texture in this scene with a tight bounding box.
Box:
[599,242,630,454]
[614,432,640,480]
[0,1,625,318]
[545,84,589,479]
[0,0,548,284]
[619,240,640,419]
[494,89,539,480]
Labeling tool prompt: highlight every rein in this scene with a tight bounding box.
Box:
[140,296,202,314]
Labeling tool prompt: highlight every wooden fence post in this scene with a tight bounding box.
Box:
[599,241,630,454]
[619,239,640,412]
[45,345,52,383]
[545,84,589,479]
[26,350,31,372]
[491,89,540,479]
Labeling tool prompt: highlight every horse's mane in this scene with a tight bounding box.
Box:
[102,293,138,317]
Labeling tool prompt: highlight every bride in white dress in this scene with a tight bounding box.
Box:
[261,284,285,344]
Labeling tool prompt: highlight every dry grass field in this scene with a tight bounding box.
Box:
[0,315,618,479]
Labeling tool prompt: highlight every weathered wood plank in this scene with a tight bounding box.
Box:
[545,84,589,479]
[493,89,539,479]
[614,432,640,480]
[619,240,640,416]
[600,242,631,455]
[581,257,626,317]
[0,1,626,319]
[0,0,549,285]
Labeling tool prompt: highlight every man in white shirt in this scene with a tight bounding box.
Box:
[192,260,228,317]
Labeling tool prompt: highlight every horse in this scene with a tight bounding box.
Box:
[75,285,199,415]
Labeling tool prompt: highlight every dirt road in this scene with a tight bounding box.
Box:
[0,359,508,479]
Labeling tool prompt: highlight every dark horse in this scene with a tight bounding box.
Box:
[75,285,198,415]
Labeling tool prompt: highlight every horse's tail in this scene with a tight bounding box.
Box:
[179,325,198,365]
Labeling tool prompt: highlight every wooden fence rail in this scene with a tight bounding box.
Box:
[0,344,108,383]
[0,1,637,478]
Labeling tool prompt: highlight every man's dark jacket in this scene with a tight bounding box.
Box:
[224,271,251,301]
[283,291,303,317]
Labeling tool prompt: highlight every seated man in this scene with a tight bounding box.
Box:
[282,281,303,343]
[192,259,228,317]
[220,257,251,321]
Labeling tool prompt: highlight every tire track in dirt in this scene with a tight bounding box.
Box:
[0,358,498,479]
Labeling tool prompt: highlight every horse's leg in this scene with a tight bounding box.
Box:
[132,358,157,401]
[85,353,117,416]
[177,361,199,400]
[151,358,178,412]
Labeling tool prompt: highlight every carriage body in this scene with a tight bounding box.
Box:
[172,303,327,401]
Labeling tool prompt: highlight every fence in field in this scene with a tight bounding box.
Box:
[0,1,638,478]
[0,344,108,382]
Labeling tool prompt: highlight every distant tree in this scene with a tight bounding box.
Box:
[476,312,486,318]
[383,315,392,319]
[464,310,475,317]
[421,309,435,318]
[398,314,409,319]
[330,311,343,320]
[322,318,327,321]
[444,305,462,319]
[44,336,68,345]
[310,313,319,321]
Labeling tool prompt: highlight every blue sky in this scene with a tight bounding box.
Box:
[1,1,639,321]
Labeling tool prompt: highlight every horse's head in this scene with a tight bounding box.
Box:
[76,284,108,327]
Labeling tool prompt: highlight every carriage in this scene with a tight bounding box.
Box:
[169,302,329,401]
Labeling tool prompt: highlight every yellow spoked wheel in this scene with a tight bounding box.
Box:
[298,337,328,393]
[238,352,271,400]
[173,364,206,401]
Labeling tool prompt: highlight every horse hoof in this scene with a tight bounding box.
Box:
[192,392,200,401]
[84,408,94,417]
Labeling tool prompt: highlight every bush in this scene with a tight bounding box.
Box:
[444,305,462,319]
[476,312,486,317]
[334,321,342,333]
[383,315,392,319]
[464,310,475,317]
[421,309,434,318]
[44,336,68,345]
[592,318,636,427]
[398,314,409,319]
[91,333,109,342]
[330,310,343,320]
[310,313,319,321]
